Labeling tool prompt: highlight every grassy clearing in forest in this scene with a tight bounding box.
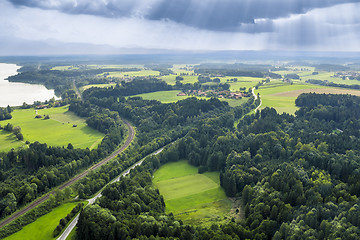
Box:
[4,202,85,240]
[0,130,23,152]
[153,160,231,226]
[0,106,104,150]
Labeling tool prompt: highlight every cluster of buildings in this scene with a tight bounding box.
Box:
[333,72,360,80]
[177,90,250,99]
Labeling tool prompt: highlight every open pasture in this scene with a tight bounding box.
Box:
[153,160,231,226]
[0,106,104,150]
[256,82,328,114]
[0,130,24,152]
[256,81,360,114]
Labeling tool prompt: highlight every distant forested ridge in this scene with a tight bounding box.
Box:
[6,66,140,96]
[77,93,360,239]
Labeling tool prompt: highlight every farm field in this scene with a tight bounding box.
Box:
[160,75,198,85]
[0,106,104,150]
[153,160,232,226]
[4,201,85,240]
[256,81,360,114]
[0,130,23,152]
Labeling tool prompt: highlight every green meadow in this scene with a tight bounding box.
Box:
[160,75,199,85]
[0,106,104,150]
[255,81,338,114]
[4,202,85,240]
[153,160,232,226]
[0,130,24,152]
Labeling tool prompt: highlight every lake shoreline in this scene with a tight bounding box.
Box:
[0,63,57,107]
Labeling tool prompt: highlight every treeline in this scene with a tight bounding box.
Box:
[6,66,139,96]
[76,93,360,239]
[0,123,23,140]
[82,82,229,146]
[0,116,125,219]
[69,83,241,199]
[306,79,360,90]
[69,101,124,134]
[195,69,265,78]
[0,187,78,239]
[53,203,84,237]
[83,78,173,99]
[0,106,12,121]
[194,68,281,79]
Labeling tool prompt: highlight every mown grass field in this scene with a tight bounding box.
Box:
[0,106,104,150]
[153,160,232,226]
[0,130,23,152]
[255,80,360,114]
[4,201,85,240]
[256,81,327,114]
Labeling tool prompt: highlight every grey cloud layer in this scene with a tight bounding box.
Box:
[8,0,360,32]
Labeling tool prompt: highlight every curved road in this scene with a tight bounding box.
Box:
[0,121,134,229]
[252,87,262,113]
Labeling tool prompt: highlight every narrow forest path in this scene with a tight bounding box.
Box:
[252,87,262,113]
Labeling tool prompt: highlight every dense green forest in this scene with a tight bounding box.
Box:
[0,107,12,121]
[3,65,360,239]
[76,93,360,239]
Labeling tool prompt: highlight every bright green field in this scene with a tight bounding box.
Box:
[255,81,329,114]
[0,130,24,152]
[4,201,85,240]
[153,160,231,226]
[160,75,199,85]
[0,106,104,150]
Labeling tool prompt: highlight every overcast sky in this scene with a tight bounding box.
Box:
[1,0,360,55]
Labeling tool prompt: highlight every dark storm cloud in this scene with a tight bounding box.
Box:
[7,0,360,32]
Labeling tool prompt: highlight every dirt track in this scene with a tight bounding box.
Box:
[0,121,134,229]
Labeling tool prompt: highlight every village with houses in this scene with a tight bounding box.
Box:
[177,89,251,99]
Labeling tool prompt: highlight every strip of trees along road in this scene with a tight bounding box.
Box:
[57,145,168,240]
[0,121,135,229]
